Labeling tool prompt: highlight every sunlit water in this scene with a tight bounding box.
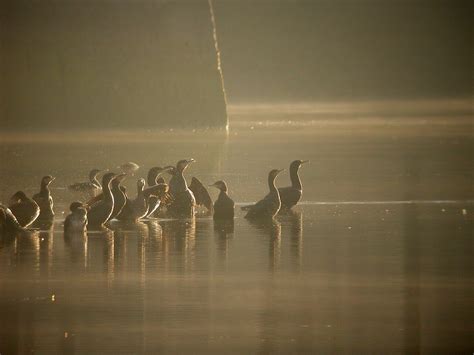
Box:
[0,121,472,354]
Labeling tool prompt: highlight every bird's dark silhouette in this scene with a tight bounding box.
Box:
[242,169,284,219]
[209,180,234,220]
[278,160,308,209]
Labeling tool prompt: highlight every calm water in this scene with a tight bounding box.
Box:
[0,121,472,354]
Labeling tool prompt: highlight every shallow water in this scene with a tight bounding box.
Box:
[0,122,472,354]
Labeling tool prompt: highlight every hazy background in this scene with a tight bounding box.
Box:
[0,0,472,131]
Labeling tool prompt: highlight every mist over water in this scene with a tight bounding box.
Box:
[0,0,472,353]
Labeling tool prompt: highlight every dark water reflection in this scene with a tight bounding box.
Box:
[0,127,472,354]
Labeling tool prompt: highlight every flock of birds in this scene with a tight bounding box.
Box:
[0,159,308,236]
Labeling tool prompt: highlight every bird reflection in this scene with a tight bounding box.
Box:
[64,231,88,268]
[214,219,234,264]
[32,216,54,231]
[160,218,196,272]
[248,218,282,272]
[279,209,304,272]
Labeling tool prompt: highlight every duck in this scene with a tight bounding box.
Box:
[278,160,309,209]
[8,191,40,227]
[209,180,234,220]
[242,169,284,219]
[68,169,102,195]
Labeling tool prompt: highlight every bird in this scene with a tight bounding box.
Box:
[242,169,284,219]
[68,169,102,196]
[167,159,196,218]
[0,204,25,236]
[64,202,88,234]
[119,162,140,175]
[146,166,173,217]
[86,173,127,220]
[86,172,117,228]
[32,175,55,220]
[8,191,40,227]
[209,180,234,220]
[117,178,149,222]
[189,177,213,214]
[278,160,309,209]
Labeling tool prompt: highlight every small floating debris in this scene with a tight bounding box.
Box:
[441,208,446,213]
[347,226,352,230]
[64,332,68,338]
[462,209,467,216]
[51,294,56,302]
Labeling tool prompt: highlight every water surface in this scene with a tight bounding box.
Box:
[0,122,472,354]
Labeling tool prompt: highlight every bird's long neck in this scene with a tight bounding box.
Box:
[91,175,100,187]
[219,190,227,199]
[175,169,188,191]
[137,184,144,198]
[103,181,113,202]
[290,166,302,190]
[40,182,50,196]
[268,174,278,195]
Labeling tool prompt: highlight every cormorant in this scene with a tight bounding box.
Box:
[8,191,40,227]
[0,204,24,235]
[68,169,102,195]
[146,166,172,217]
[278,160,309,209]
[117,179,149,221]
[209,180,234,220]
[32,175,55,220]
[64,202,88,233]
[189,177,213,214]
[86,173,127,220]
[167,159,196,218]
[86,172,117,228]
[242,169,284,219]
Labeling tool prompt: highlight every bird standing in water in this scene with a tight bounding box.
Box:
[242,169,284,219]
[68,169,102,196]
[117,178,149,221]
[278,160,309,210]
[32,175,55,220]
[167,159,196,218]
[146,166,173,217]
[86,173,127,220]
[189,177,213,214]
[8,191,40,227]
[86,172,117,228]
[209,180,234,220]
[64,202,88,234]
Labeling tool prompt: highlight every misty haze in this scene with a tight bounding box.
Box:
[0,1,472,354]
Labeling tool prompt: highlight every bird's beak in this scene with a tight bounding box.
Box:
[277,169,285,173]
[187,158,196,164]
[162,166,173,172]
[208,183,218,188]
[302,160,309,164]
